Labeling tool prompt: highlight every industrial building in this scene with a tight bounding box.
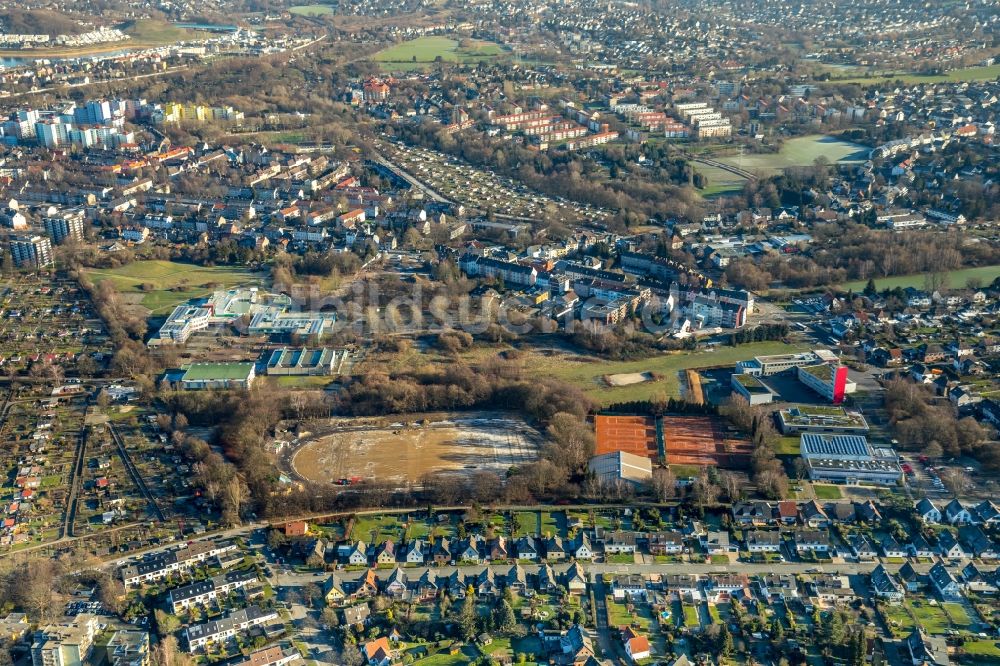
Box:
[799,433,902,485]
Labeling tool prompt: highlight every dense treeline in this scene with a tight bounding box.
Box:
[883,378,997,467]
[726,223,1000,290]
[728,323,789,346]
[336,360,594,423]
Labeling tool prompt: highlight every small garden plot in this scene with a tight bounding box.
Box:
[906,600,952,634]
[350,514,405,544]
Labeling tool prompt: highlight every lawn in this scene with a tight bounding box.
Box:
[942,602,973,628]
[268,376,334,388]
[963,640,1000,661]
[514,511,539,537]
[692,163,747,198]
[526,341,808,405]
[81,260,263,314]
[812,484,842,500]
[907,600,952,634]
[289,4,334,15]
[837,264,1000,293]
[775,436,801,456]
[718,135,869,174]
[374,36,505,70]
[351,515,404,544]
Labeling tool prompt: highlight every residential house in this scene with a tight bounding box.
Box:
[611,574,647,602]
[701,531,730,555]
[374,541,396,566]
[322,575,345,605]
[546,536,568,561]
[944,499,973,525]
[915,499,942,524]
[536,564,558,592]
[565,562,588,595]
[403,540,425,565]
[622,627,651,663]
[849,534,878,560]
[880,535,907,559]
[928,562,961,599]
[937,531,967,560]
[905,628,949,666]
[907,535,936,560]
[573,533,594,560]
[603,532,637,555]
[794,529,831,553]
[382,568,409,598]
[362,637,393,666]
[346,541,368,566]
[647,531,685,555]
[961,563,997,594]
[745,531,782,553]
[342,604,371,627]
[776,501,799,525]
[800,501,830,528]
[516,536,540,561]
[870,564,904,603]
[958,525,998,559]
[732,502,774,526]
[972,500,1000,525]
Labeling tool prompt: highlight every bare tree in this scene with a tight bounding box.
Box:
[651,467,676,501]
[939,468,973,496]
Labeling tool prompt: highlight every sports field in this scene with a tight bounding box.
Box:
[663,415,751,468]
[526,341,808,405]
[837,265,1000,293]
[594,415,657,457]
[374,36,505,70]
[719,135,868,174]
[82,260,263,314]
[289,4,333,16]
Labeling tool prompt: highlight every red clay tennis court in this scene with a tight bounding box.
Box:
[663,415,751,468]
[594,415,658,458]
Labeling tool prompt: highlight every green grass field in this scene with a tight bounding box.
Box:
[289,4,334,16]
[82,260,263,315]
[527,341,808,405]
[374,36,504,70]
[719,135,868,174]
[693,163,747,198]
[963,640,1000,660]
[822,63,1000,85]
[837,265,1000,293]
[907,600,952,634]
[775,436,801,456]
[812,484,842,500]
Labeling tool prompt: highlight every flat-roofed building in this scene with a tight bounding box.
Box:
[588,451,653,486]
[800,433,901,485]
[177,363,256,390]
[731,373,774,405]
[264,347,348,376]
[797,363,855,404]
[736,350,823,376]
[777,405,869,435]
